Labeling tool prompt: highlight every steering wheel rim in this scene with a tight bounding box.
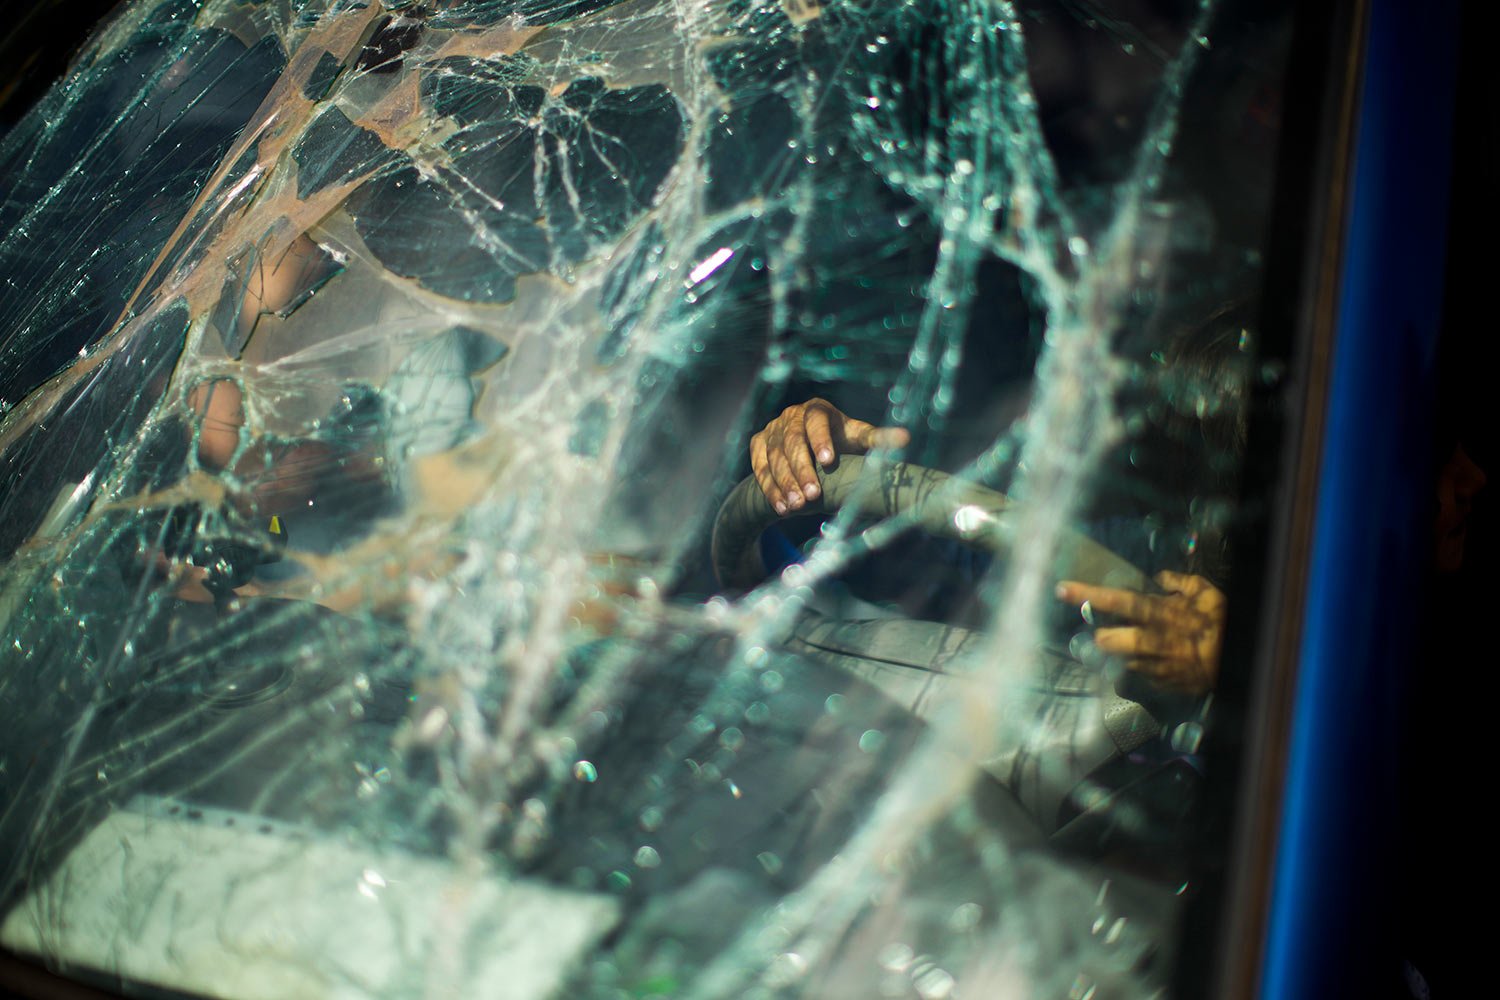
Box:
[711,455,1152,593]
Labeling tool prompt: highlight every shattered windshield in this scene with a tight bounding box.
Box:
[1,0,1295,996]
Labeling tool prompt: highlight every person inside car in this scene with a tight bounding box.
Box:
[748,393,1224,696]
[746,302,1252,699]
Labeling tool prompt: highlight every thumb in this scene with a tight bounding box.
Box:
[865,426,910,449]
[840,416,910,452]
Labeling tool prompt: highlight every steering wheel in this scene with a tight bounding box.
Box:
[711,456,1173,839]
[712,455,1151,593]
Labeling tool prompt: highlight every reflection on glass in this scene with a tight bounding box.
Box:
[0,1,1292,996]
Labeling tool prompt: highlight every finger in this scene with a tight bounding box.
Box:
[750,433,785,510]
[770,406,822,502]
[1055,581,1105,619]
[1055,581,1094,606]
[783,425,823,502]
[1095,625,1197,660]
[867,426,911,449]
[767,444,805,510]
[1056,582,1180,628]
[753,454,787,514]
[1093,626,1143,655]
[804,403,836,466]
[840,416,882,452]
[843,418,910,452]
[788,450,821,501]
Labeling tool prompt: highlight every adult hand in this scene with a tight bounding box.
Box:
[1055,571,1225,696]
[749,398,909,514]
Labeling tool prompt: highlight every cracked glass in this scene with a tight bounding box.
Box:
[1,1,1295,996]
